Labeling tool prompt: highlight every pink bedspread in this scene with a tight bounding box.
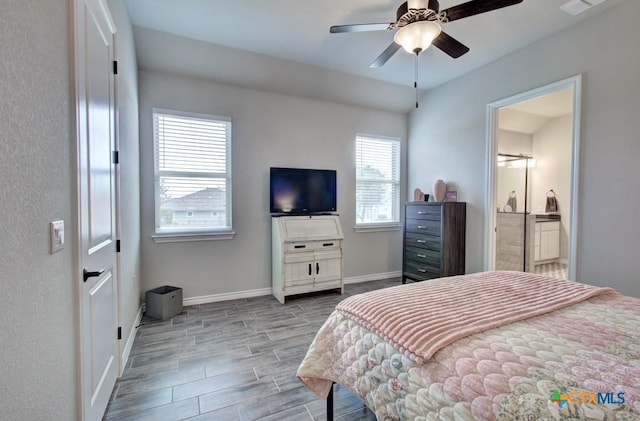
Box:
[297,272,640,420]
[336,271,614,363]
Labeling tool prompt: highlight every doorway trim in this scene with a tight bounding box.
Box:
[484,75,582,280]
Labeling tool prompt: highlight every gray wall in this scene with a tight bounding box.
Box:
[0,1,76,419]
[133,27,415,115]
[408,0,640,297]
[139,71,407,299]
[0,1,141,419]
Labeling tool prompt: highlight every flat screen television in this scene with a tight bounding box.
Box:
[270,167,337,214]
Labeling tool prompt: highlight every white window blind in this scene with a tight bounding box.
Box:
[153,109,232,235]
[355,134,400,226]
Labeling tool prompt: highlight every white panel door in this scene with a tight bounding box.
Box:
[74,0,119,419]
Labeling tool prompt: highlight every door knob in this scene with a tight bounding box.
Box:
[83,268,105,282]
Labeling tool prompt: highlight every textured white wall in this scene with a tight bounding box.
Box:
[0,1,76,419]
[138,71,407,299]
[408,0,640,297]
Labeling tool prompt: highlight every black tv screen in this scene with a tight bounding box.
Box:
[270,167,337,214]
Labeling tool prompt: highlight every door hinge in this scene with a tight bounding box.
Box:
[113,60,118,75]
[116,239,121,253]
[117,326,122,340]
[112,150,119,164]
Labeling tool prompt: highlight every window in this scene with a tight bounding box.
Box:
[355,134,400,227]
[153,109,232,239]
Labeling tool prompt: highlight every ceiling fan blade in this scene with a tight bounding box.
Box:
[330,23,392,33]
[442,0,523,23]
[432,31,469,58]
[370,42,402,68]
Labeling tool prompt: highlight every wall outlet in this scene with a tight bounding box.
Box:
[50,220,64,253]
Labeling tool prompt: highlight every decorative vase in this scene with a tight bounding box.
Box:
[433,179,447,202]
[413,188,424,202]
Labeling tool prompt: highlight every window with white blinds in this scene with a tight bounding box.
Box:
[153,109,232,235]
[355,134,400,226]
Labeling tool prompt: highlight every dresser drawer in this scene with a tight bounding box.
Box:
[404,260,440,280]
[404,246,441,267]
[405,205,442,221]
[285,240,340,252]
[404,232,441,252]
[405,219,441,236]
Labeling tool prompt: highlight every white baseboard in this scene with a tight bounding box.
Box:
[344,271,402,284]
[183,288,272,307]
[120,305,143,375]
[180,271,401,306]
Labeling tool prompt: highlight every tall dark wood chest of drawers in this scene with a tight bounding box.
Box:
[402,202,466,283]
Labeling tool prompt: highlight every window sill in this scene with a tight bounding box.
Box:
[353,223,402,233]
[152,231,236,243]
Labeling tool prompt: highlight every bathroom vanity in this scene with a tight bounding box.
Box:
[496,212,560,272]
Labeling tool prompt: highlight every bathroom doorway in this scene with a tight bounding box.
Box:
[485,76,582,281]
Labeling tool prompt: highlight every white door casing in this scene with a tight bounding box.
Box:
[74,0,119,419]
[484,75,582,281]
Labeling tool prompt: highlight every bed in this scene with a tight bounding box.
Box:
[297,271,640,420]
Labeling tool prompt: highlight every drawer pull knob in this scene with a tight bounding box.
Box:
[417,254,426,258]
[417,268,426,273]
[322,243,334,247]
[417,225,426,229]
[417,211,426,215]
[416,240,426,243]
[294,245,306,249]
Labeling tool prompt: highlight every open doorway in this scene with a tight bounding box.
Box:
[485,76,582,281]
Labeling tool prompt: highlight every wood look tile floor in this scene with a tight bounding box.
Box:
[104,279,399,421]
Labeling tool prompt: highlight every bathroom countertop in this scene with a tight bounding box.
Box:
[496,212,561,221]
[534,213,560,221]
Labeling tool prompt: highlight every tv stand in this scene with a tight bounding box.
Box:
[271,215,344,304]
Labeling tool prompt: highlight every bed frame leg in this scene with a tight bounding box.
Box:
[327,382,334,421]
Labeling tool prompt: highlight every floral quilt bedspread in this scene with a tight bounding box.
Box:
[297,293,640,420]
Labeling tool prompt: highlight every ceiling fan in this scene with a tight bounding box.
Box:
[330,0,524,68]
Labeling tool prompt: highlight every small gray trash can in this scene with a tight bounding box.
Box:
[145,285,183,320]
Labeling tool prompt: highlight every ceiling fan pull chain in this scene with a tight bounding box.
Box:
[415,53,419,108]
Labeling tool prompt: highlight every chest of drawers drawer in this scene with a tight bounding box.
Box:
[405,205,441,221]
[404,246,441,267]
[404,232,442,252]
[404,260,440,280]
[405,219,441,236]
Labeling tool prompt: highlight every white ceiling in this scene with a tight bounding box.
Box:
[124,0,628,91]
[499,88,573,133]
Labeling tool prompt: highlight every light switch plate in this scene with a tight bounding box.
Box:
[50,220,64,253]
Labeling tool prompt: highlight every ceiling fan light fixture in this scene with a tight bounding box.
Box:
[394,20,442,54]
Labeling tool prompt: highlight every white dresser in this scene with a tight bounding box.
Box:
[271,215,344,304]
